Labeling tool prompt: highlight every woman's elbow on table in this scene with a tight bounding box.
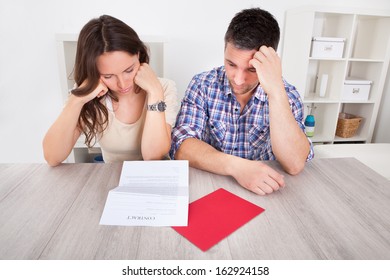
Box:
[43,151,63,167]
[45,157,62,167]
[142,149,170,161]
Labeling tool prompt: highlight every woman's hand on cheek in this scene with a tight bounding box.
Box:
[134,63,162,95]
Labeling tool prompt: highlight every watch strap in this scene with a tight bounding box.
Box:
[147,100,166,112]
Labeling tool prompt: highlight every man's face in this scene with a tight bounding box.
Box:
[224,42,259,96]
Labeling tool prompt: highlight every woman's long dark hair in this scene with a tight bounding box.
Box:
[72,15,149,147]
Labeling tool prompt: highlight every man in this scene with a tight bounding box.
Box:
[170,8,314,195]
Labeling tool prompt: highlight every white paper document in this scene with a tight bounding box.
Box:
[99,160,189,226]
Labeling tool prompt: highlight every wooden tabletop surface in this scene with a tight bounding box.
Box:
[1,157,389,260]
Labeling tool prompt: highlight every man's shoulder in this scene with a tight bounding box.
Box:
[283,79,299,96]
[282,78,304,106]
[192,66,225,84]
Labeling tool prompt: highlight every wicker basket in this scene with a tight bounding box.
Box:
[335,113,363,138]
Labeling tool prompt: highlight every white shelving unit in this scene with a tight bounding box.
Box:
[56,33,166,162]
[281,6,390,144]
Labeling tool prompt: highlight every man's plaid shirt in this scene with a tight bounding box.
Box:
[170,66,314,161]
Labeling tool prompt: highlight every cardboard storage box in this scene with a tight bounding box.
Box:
[342,78,372,101]
[311,37,345,58]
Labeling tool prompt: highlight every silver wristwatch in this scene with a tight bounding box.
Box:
[147,101,167,112]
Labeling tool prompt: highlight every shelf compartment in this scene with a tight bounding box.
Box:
[312,12,354,58]
[351,16,390,60]
[338,103,374,141]
[305,60,347,100]
[73,147,102,163]
[304,102,340,143]
[346,61,383,102]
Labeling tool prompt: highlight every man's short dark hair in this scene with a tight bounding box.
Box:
[224,7,280,50]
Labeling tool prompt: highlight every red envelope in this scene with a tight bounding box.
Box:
[172,188,265,251]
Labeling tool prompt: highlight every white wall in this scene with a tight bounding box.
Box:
[1,0,389,163]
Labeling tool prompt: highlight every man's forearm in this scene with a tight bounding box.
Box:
[174,138,237,176]
[268,94,310,174]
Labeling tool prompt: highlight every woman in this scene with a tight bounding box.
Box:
[43,15,178,166]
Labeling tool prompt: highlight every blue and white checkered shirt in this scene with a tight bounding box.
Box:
[170,66,314,161]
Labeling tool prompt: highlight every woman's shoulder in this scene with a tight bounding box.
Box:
[157,77,178,96]
[157,77,176,89]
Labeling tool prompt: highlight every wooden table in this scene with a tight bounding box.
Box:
[314,143,390,180]
[1,158,390,260]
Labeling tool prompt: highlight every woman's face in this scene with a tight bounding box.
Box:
[97,51,140,96]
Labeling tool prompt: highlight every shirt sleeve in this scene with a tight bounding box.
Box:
[170,75,208,159]
[285,83,314,161]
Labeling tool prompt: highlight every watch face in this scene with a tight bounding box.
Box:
[157,101,167,112]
